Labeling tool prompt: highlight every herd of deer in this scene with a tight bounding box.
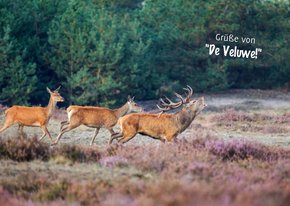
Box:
[0,86,206,145]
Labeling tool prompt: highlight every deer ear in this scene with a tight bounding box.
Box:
[128,95,132,102]
[54,86,61,92]
[46,87,52,94]
[131,96,135,101]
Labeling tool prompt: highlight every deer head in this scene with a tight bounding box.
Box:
[157,85,206,114]
[127,95,143,113]
[47,86,64,102]
[183,97,206,114]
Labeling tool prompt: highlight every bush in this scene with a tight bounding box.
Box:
[51,144,102,163]
[0,0,289,106]
[0,137,49,161]
[204,139,287,161]
[1,134,290,206]
[211,108,255,123]
[0,136,101,163]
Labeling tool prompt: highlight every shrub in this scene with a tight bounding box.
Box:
[0,137,49,161]
[1,173,48,198]
[99,156,129,168]
[1,134,290,206]
[0,136,102,163]
[262,125,288,134]
[211,108,255,123]
[36,180,69,201]
[204,139,287,161]
[0,186,28,206]
[274,113,290,124]
[51,144,101,163]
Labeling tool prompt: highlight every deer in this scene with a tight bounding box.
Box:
[0,87,64,142]
[51,96,143,146]
[109,86,206,144]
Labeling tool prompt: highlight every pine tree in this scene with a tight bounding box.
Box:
[48,0,152,105]
[0,27,37,105]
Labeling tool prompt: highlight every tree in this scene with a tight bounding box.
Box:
[0,0,289,106]
[48,0,152,106]
[139,0,231,94]
[0,27,37,105]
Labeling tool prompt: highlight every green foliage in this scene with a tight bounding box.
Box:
[139,0,231,92]
[0,26,37,104]
[219,0,290,89]
[0,0,289,106]
[48,0,153,105]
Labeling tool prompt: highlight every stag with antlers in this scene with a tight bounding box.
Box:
[109,86,206,144]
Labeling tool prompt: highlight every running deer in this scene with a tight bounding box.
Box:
[52,96,143,145]
[109,86,206,144]
[0,87,64,142]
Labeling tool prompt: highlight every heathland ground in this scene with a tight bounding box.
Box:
[0,89,290,206]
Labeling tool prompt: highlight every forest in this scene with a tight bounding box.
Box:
[0,0,289,106]
[0,1,290,205]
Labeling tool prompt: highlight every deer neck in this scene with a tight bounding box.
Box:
[46,97,57,119]
[114,103,129,118]
[175,108,198,133]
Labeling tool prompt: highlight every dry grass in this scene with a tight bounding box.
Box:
[210,108,290,134]
[0,133,290,206]
[0,137,49,161]
[0,137,101,162]
[1,104,290,205]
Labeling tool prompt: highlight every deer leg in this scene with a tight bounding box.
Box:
[107,128,116,135]
[118,130,137,144]
[118,134,136,144]
[46,130,53,142]
[165,134,177,143]
[60,121,69,130]
[106,127,118,143]
[90,128,100,146]
[109,132,123,144]
[60,121,67,125]
[0,120,13,133]
[39,125,50,142]
[159,138,166,143]
[52,123,79,146]
[116,124,137,144]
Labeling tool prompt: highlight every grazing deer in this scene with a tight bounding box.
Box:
[0,87,64,142]
[52,96,143,145]
[109,86,206,144]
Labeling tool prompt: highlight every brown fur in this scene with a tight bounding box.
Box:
[0,87,64,142]
[110,97,206,144]
[53,97,143,145]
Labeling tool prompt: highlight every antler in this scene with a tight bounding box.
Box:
[174,85,193,104]
[156,104,171,112]
[156,96,183,117]
[160,96,182,108]
[156,103,172,118]
[183,85,193,103]
[156,85,194,117]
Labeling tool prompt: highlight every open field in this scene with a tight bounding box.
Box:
[0,89,290,205]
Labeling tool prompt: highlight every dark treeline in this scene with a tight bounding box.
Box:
[0,0,289,106]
